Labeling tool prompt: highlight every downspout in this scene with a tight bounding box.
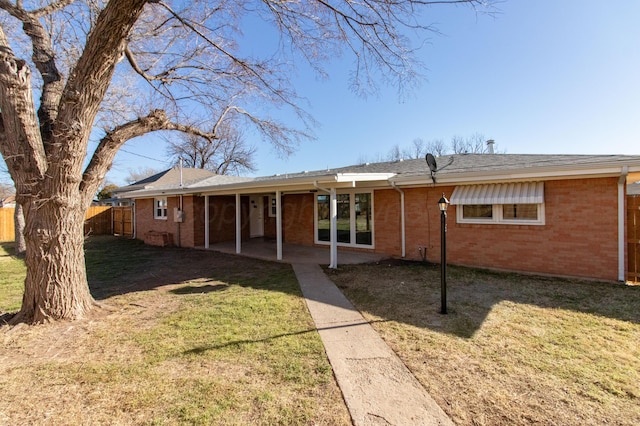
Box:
[618,166,628,282]
[391,181,406,258]
[235,193,241,254]
[276,190,282,260]
[204,195,209,248]
[314,181,337,269]
[132,201,136,239]
[177,195,183,247]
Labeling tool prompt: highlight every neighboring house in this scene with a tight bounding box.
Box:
[118,153,640,282]
[0,194,16,208]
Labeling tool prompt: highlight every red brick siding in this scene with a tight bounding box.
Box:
[207,196,250,243]
[282,193,315,245]
[135,196,181,246]
[373,189,402,254]
[399,178,619,281]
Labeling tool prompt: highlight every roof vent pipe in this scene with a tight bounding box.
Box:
[486,140,495,154]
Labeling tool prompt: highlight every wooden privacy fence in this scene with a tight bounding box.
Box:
[0,206,113,242]
[0,208,13,242]
[628,195,640,283]
[113,206,133,237]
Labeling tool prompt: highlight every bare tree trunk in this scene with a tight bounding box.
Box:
[12,196,95,324]
[13,202,26,257]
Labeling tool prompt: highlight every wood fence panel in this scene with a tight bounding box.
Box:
[113,206,133,237]
[628,195,640,283]
[0,206,115,242]
[0,208,14,242]
[84,206,113,236]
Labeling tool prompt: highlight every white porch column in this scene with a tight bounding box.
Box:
[235,193,241,254]
[329,188,337,269]
[276,190,283,260]
[204,195,209,248]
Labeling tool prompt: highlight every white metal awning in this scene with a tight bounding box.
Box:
[450,182,544,205]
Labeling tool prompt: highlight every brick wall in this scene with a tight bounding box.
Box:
[135,197,174,245]
[207,196,250,243]
[398,178,620,281]
[373,189,402,254]
[282,193,315,245]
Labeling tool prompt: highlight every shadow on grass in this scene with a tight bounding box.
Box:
[328,260,640,339]
[184,327,317,354]
[85,235,300,300]
[170,284,229,295]
[0,241,16,257]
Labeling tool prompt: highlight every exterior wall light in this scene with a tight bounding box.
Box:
[438,194,449,314]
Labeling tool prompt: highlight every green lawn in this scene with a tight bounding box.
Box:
[328,261,640,426]
[0,243,25,313]
[0,236,350,425]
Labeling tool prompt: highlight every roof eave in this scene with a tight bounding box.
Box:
[391,163,640,186]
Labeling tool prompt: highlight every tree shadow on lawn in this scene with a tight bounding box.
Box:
[327,260,640,339]
[85,236,300,301]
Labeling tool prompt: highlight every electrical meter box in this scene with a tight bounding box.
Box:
[174,208,184,223]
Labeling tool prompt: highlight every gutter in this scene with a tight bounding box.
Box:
[618,166,628,282]
[390,182,406,258]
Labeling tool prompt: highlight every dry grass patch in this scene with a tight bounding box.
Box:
[0,237,350,425]
[327,261,640,426]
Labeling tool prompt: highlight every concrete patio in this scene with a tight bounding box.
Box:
[202,238,388,265]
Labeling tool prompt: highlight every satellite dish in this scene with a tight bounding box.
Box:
[425,153,437,173]
[426,153,438,183]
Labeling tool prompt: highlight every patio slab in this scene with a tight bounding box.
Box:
[205,238,388,265]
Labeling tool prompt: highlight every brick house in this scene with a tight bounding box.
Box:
[118,154,640,282]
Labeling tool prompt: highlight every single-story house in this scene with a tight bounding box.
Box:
[0,194,16,208]
[116,152,640,282]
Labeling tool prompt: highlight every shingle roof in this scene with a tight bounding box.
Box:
[114,167,217,193]
[251,154,640,181]
[118,154,640,197]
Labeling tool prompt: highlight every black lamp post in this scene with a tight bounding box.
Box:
[438,194,450,314]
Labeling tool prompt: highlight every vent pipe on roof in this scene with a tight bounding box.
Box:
[486,139,495,154]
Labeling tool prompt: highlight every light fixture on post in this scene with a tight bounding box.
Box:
[438,193,450,314]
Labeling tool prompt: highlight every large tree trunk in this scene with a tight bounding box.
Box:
[13,195,94,323]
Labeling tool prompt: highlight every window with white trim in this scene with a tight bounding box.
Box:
[452,182,545,225]
[154,197,168,219]
[314,190,374,247]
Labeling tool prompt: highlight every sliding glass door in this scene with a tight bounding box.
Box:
[315,191,373,248]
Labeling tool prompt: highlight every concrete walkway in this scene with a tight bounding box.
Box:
[292,263,454,426]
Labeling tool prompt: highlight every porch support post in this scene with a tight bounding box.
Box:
[276,190,283,260]
[204,195,209,249]
[329,187,338,269]
[235,193,241,254]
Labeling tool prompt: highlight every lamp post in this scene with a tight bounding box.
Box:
[438,194,450,314]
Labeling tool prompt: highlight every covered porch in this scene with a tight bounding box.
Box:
[202,238,388,265]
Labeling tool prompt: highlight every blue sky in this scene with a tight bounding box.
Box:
[10,0,638,187]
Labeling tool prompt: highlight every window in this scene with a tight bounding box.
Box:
[315,191,373,247]
[502,204,538,220]
[154,197,167,219]
[462,204,493,220]
[452,182,545,225]
[457,203,544,225]
[268,196,277,218]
